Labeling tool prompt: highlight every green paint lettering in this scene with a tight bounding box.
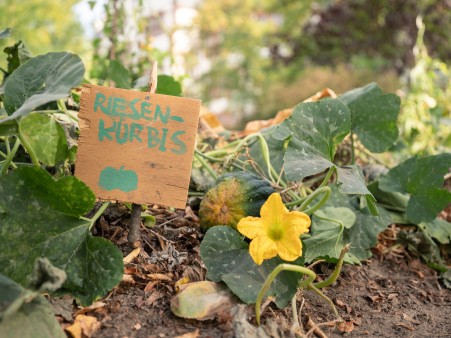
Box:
[130,98,140,120]
[116,119,129,144]
[99,166,138,192]
[155,105,170,124]
[94,93,114,115]
[147,126,167,151]
[171,130,187,154]
[112,97,126,116]
[98,119,116,141]
[129,123,143,142]
[141,101,152,121]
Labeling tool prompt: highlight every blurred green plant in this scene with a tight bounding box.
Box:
[397,17,451,156]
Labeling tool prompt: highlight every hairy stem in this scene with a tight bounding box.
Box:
[88,202,110,230]
[1,137,21,175]
[298,186,331,214]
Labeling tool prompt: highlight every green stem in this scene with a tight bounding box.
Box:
[1,137,21,175]
[298,186,331,214]
[88,202,110,230]
[203,149,230,158]
[195,150,224,162]
[188,191,205,197]
[255,264,316,325]
[194,150,218,180]
[233,133,258,153]
[256,133,274,183]
[318,167,335,188]
[18,133,40,167]
[57,99,79,122]
[313,244,349,289]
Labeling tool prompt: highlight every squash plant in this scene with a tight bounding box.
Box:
[196,83,451,320]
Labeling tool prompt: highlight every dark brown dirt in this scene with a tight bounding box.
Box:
[59,204,451,338]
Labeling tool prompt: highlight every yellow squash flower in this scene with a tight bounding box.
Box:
[237,193,311,265]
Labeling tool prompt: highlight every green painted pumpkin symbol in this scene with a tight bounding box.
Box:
[99,166,138,192]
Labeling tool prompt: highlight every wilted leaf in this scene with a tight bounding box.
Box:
[0,167,123,305]
[2,52,84,121]
[339,82,400,152]
[0,274,66,338]
[379,154,451,224]
[170,281,237,320]
[65,314,100,338]
[19,114,69,166]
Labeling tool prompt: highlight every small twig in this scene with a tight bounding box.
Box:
[305,317,338,338]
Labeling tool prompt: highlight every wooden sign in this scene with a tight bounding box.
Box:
[75,84,201,209]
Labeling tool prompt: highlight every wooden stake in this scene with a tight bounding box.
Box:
[128,60,158,248]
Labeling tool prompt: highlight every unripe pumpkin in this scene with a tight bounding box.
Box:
[199,172,275,231]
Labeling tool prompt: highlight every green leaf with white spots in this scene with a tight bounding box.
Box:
[315,207,356,229]
[339,82,401,153]
[337,165,379,216]
[19,114,69,166]
[273,99,351,180]
[0,167,124,306]
[0,274,66,338]
[379,154,451,224]
[200,226,301,308]
[1,52,84,122]
[303,218,346,263]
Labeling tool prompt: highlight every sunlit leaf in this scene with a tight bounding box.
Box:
[108,60,131,89]
[156,75,182,96]
[273,99,351,180]
[19,114,68,166]
[339,82,400,152]
[2,52,84,121]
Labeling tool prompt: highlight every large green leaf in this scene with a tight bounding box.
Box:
[339,82,400,153]
[303,219,346,263]
[2,52,84,121]
[0,167,124,305]
[2,41,33,77]
[379,154,451,224]
[419,219,451,245]
[200,226,301,308]
[305,186,390,262]
[0,274,65,338]
[19,114,68,166]
[273,99,351,180]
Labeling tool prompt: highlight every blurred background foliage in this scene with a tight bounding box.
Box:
[1,0,449,156]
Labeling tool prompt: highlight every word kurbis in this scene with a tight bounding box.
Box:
[94,93,186,154]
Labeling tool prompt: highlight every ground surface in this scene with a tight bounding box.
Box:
[55,204,451,338]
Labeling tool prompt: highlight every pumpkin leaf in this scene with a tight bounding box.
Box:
[339,82,401,153]
[379,154,451,224]
[303,218,347,263]
[200,226,301,308]
[2,52,84,121]
[18,114,69,166]
[0,167,124,306]
[0,274,66,338]
[156,75,182,96]
[419,219,451,245]
[273,99,351,180]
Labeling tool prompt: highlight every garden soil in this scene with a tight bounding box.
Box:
[55,204,451,338]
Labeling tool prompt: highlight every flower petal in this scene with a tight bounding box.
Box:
[283,211,311,235]
[260,193,288,226]
[249,236,278,265]
[276,235,302,262]
[237,216,266,239]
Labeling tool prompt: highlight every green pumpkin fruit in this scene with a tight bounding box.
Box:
[199,171,275,231]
